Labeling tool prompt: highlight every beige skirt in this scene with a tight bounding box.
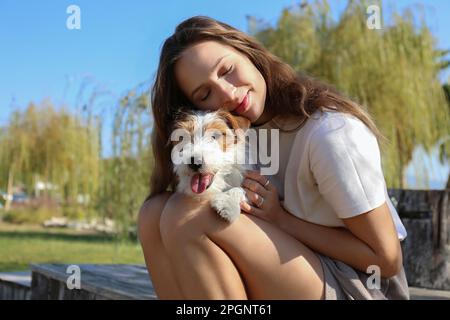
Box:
[317,253,410,300]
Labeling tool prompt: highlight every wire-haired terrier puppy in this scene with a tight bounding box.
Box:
[170,109,252,223]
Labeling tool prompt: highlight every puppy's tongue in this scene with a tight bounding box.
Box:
[191,173,212,194]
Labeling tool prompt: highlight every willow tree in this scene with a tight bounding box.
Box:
[250,0,450,188]
[97,83,153,237]
[0,100,101,210]
[0,106,35,210]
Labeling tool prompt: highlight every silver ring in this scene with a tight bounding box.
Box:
[256,196,264,208]
[263,179,270,188]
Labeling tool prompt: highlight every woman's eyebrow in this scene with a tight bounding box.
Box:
[191,54,230,99]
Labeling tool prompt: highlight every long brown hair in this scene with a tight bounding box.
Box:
[148,15,382,198]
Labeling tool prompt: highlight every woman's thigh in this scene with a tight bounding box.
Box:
[160,192,325,300]
[138,191,183,299]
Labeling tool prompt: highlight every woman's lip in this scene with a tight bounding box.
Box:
[234,92,250,114]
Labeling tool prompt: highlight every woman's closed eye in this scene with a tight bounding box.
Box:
[201,91,210,101]
[221,65,233,77]
[200,65,234,102]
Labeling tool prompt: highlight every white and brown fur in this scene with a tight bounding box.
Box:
[170,109,251,222]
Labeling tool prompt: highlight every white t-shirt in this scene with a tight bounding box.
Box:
[254,110,407,241]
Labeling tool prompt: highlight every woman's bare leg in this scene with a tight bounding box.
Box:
[160,196,247,299]
[138,192,185,299]
[160,192,325,300]
[139,192,246,299]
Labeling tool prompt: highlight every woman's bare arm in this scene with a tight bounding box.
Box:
[275,202,402,278]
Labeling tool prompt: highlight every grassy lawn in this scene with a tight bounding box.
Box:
[0,222,145,272]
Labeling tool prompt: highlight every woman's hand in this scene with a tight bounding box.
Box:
[240,170,284,225]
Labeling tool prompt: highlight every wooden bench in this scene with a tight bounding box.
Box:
[29,264,157,300]
[1,264,450,300]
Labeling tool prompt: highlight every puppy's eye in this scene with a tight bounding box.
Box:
[211,132,222,140]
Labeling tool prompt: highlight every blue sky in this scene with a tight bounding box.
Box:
[0,0,449,188]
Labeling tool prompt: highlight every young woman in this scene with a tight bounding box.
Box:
[138,16,409,300]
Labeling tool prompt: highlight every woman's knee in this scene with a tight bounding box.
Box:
[159,192,218,248]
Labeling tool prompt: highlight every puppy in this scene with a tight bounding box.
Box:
[170,109,252,222]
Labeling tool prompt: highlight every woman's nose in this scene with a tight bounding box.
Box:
[216,81,238,108]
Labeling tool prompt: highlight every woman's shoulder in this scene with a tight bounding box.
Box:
[295,109,380,163]
[306,109,375,140]
[255,108,377,148]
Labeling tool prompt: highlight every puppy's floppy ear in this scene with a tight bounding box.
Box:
[167,108,195,148]
[216,109,250,145]
[233,115,251,132]
[216,109,251,132]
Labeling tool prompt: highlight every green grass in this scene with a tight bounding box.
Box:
[0,222,145,272]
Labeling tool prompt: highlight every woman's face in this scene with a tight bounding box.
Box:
[174,41,269,124]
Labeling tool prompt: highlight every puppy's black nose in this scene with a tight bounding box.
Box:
[189,157,202,171]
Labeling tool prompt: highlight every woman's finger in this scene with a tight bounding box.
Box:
[245,170,274,191]
[242,178,268,196]
[240,199,263,216]
[243,187,263,207]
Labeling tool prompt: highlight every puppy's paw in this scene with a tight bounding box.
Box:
[210,194,240,223]
[228,187,247,203]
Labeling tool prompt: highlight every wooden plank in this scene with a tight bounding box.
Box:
[31,264,157,300]
[0,271,31,287]
[0,271,31,300]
